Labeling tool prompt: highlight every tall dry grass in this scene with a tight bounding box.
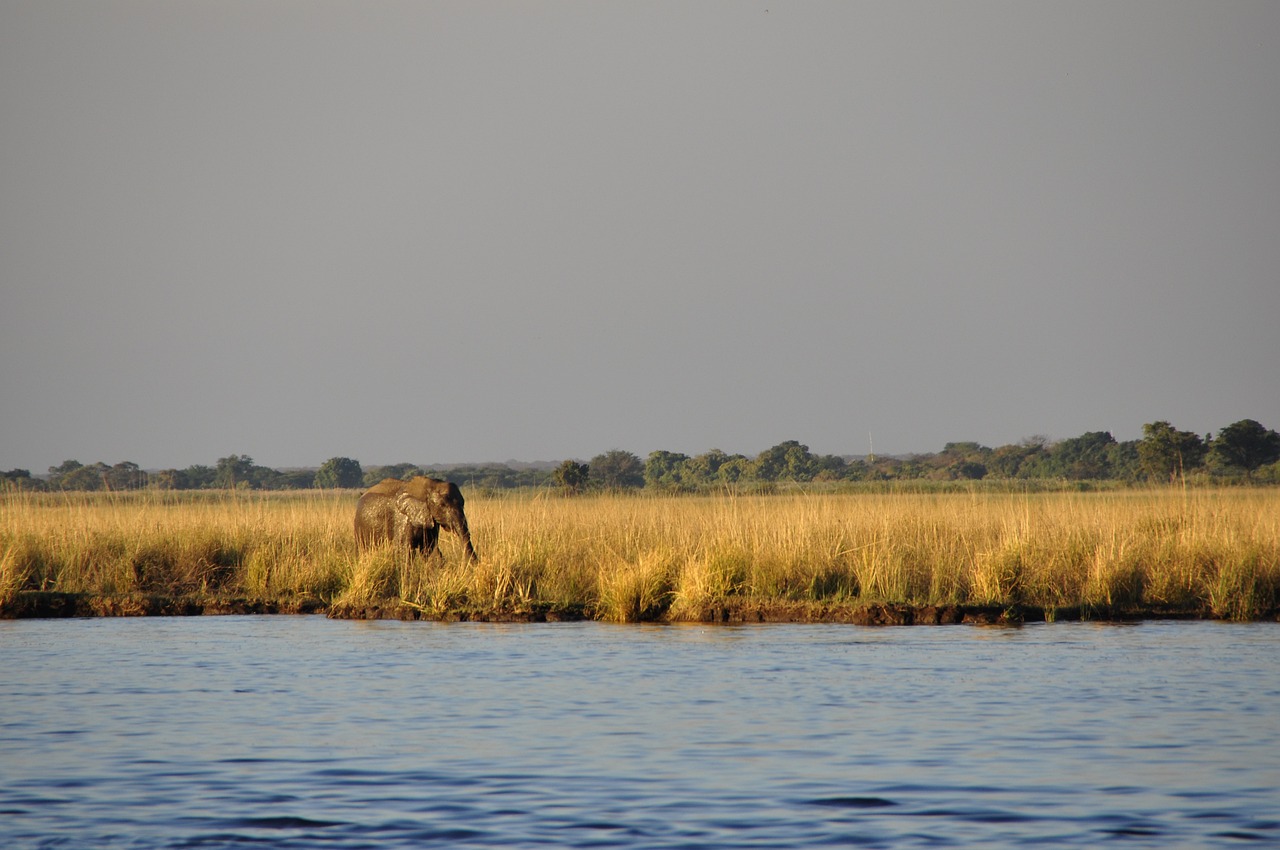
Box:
[0,491,352,605]
[3,487,1278,620]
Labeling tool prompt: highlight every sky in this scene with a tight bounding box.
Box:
[3,1,1278,472]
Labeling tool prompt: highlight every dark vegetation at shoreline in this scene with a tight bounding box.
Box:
[6,590,1267,626]
[5,419,1280,494]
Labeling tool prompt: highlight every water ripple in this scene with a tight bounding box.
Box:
[2,618,1278,848]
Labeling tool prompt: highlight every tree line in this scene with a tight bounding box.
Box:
[4,419,1279,493]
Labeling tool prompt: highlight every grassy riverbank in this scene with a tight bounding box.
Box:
[3,488,1279,622]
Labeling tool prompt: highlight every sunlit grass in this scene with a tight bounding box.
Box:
[2,487,1278,620]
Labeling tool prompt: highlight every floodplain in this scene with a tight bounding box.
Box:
[3,487,1278,622]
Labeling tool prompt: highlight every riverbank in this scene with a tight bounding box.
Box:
[5,488,1279,621]
[6,589,1274,625]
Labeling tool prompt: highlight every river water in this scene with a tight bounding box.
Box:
[1,617,1277,848]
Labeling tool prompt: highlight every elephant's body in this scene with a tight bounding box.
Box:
[353,490,439,552]
[354,476,477,561]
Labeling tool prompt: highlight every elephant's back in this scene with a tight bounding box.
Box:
[362,477,406,497]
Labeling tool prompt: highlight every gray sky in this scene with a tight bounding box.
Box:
[3,1,1278,472]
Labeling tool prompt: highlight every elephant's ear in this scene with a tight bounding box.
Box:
[395,492,432,525]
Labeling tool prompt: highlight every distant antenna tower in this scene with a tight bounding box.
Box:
[868,431,875,462]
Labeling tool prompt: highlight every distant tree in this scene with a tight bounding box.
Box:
[274,469,318,489]
[104,461,147,491]
[1257,459,1280,485]
[416,464,556,490]
[62,463,109,490]
[950,460,988,480]
[553,459,590,494]
[717,455,755,484]
[1107,440,1142,482]
[644,451,691,490]
[1047,432,1117,479]
[867,455,903,480]
[363,463,425,487]
[47,460,83,490]
[1,469,36,491]
[896,455,934,480]
[754,440,816,482]
[1211,419,1280,478]
[1138,421,1207,482]
[839,458,871,482]
[999,437,1053,479]
[941,441,988,458]
[151,469,182,490]
[934,442,991,480]
[986,445,1026,479]
[214,455,256,489]
[683,449,732,487]
[589,450,645,490]
[182,465,217,489]
[812,454,850,481]
[315,457,364,489]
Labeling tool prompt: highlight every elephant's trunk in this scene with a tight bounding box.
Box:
[442,510,478,562]
[457,522,479,562]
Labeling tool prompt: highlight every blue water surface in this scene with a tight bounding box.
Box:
[1,617,1277,848]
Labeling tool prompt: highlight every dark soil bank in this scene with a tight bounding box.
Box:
[5,591,1263,624]
[323,600,1228,625]
[2,591,326,618]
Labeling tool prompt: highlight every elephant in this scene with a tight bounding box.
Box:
[354,476,478,561]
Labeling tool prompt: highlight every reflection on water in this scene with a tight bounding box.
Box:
[1,617,1277,848]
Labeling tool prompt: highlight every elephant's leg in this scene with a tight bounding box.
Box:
[406,523,426,552]
[421,524,440,557]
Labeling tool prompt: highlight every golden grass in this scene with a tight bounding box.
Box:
[3,487,1279,620]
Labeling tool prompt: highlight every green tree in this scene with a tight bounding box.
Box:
[1,469,37,491]
[896,455,933,480]
[62,463,109,490]
[274,469,318,489]
[682,449,732,487]
[838,458,870,481]
[998,436,1052,479]
[151,469,183,490]
[589,450,645,490]
[1211,419,1280,478]
[315,457,364,488]
[754,440,816,482]
[935,442,990,480]
[1138,421,1207,482]
[214,455,256,489]
[104,461,147,490]
[950,460,988,480]
[811,454,849,481]
[645,451,691,490]
[47,460,83,489]
[721,456,756,483]
[1046,432,1117,479]
[182,465,216,489]
[553,459,590,494]
[1107,440,1142,482]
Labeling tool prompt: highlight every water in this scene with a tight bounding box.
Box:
[1,617,1277,848]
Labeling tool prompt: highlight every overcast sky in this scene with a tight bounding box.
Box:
[3,1,1278,471]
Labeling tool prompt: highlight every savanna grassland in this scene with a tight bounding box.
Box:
[3,487,1279,622]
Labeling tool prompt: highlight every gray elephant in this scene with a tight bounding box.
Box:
[354,476,478,561]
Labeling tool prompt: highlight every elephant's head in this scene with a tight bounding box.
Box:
[394,491,434,528]
[399,476,478,561]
